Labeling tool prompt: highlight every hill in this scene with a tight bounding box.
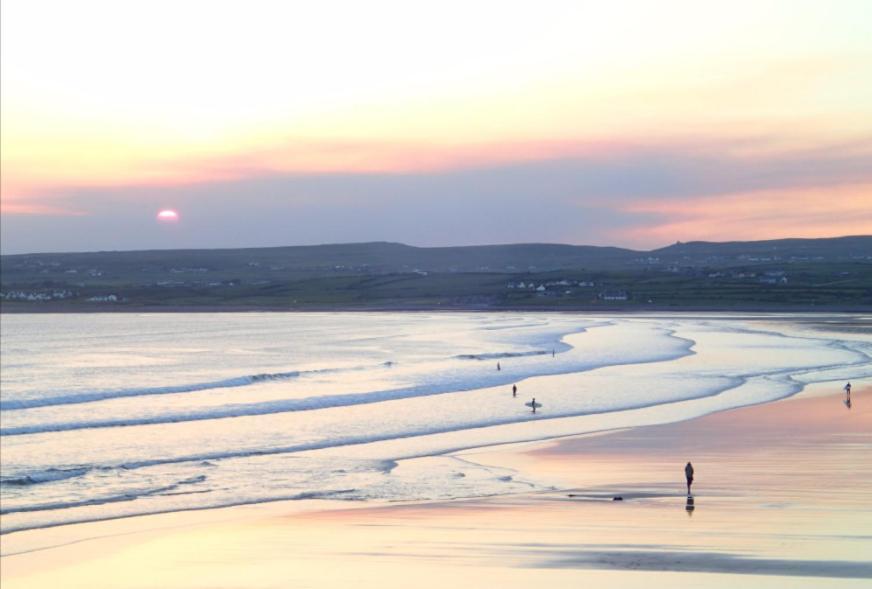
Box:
[2,237,870,311]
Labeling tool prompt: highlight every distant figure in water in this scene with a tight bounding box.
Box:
[497,362,501,371]
[512,384,517,397]
[531,397,537,414]
[685,462,694,496]
[552,348,555,358]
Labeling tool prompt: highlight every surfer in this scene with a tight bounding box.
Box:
[531,397,537,414]
[512,384,517,397]
[685,462,694,496]
[497,362,501,371]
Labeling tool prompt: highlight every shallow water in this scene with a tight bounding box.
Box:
[1,312,869,534]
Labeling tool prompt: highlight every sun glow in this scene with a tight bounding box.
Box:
[156,209,179,222]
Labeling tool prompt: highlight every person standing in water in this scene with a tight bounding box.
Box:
[512,384,517,397]
[497,362,501,371]
[685,462,694,496]
[531,397,537,414]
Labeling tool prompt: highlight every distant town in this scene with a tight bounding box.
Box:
[2,237,870,311]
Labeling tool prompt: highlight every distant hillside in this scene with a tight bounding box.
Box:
[1,241,640,278]
[653,236,872,261]
[2,237,870,311]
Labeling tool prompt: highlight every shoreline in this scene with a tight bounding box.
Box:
[2,383,869,587]
[2,315,867,541]
[3,304,872,314]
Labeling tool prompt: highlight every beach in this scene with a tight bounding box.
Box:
[4,0,870,582]
[3,382,869,588]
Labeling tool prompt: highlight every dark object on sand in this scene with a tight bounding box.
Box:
[566,494,624,502]
[685,461,694,495]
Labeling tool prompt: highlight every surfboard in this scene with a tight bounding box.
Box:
[525,401,542,409]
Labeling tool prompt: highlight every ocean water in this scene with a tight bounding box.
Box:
[1,312,869,536]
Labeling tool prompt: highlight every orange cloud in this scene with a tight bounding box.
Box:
[0,136,636,208]
[617,184,872,244]
[0,198,86,216]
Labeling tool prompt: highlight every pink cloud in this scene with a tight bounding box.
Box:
[616,184,872,245]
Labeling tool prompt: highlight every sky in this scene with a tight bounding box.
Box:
[1,0,871,254]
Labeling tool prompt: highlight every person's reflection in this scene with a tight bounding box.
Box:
[685,495,695,517]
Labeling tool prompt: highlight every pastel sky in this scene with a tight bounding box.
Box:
[2,0,871,254]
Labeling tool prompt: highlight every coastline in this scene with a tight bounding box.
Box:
[2,382,869,587]
[3,303,872,313]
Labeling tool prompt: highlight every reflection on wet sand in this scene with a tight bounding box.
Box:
[685,495,695,516]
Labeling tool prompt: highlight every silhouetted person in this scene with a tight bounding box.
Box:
[531,397,537,414]
[685,461,694,496]
[845,382,852,395]
[497,362,501,371]
[552,349,555,358]
[512,384,517,397]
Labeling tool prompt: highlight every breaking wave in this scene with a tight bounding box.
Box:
[0,362,397,411]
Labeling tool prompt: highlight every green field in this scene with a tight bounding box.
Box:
[2,237,870,311]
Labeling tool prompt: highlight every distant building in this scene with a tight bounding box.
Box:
[86,294,119,302]
[598,290,629,301]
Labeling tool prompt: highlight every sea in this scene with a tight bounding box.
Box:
[1,312,870,537]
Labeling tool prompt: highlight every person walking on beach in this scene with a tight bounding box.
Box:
[512,384,517,398]
[685,462,694,496]
[845,382,852,395]
[497,362,501,371]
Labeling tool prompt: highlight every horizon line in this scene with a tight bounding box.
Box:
[2,234,870,258]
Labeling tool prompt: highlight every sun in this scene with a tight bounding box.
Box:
[156,209,179,223]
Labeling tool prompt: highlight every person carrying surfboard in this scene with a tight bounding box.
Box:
[526,397,541,413]
[685,462,694,496]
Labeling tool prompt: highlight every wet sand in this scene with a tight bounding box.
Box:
[2,384,870,588]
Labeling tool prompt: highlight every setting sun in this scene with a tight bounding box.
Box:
[156,209,179,222]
